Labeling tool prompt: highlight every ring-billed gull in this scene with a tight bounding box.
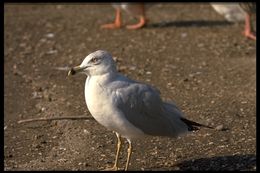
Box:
[68,50,213,170]
[101,3,147,29]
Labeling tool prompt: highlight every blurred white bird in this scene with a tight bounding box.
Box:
[211,3,256,40]
[101,3,148,29]
[210,3,246,22]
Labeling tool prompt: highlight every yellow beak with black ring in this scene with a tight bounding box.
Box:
[68,66,85,76]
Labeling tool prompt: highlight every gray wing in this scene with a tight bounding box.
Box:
[111,80,189,137]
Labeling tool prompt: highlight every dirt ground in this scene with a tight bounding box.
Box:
[4,3,256,171]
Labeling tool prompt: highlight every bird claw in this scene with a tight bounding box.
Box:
[244,32,256,40]
[126,18,147,30]
[126,23,145,30]
[126,21,146,29]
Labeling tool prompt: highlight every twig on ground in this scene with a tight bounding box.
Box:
[17,115,94,124]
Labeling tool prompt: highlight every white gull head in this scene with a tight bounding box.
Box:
[68,50,117,76]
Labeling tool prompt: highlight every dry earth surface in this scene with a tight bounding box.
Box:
[4,3,256,171]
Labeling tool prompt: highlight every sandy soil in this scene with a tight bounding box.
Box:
[4,3,256,171]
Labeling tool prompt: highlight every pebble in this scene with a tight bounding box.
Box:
[59,147,66,151]
[175,57,180,61]
[46,50,58,55]
[23,75,33,83]
[146,71,152,75]
[60,98,66,102]
[197,43,204,48]
[86,37,92,42]
[19,43,27,48]
[83,129,90,135]
[45,33,55,38]
[13,66,22,76]
[181,33,187,38]
[221,137,229,142]
[169,65,177,69]
[32,91,42,99]
[215,124,224,131]
[39,38,47,43]
[57,158,68,162]
[20,130,27,133]
[118,66,127,72]
[192,87,198,91]
[129,65,137,71]
[208,81,213,85]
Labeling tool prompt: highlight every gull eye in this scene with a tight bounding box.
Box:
[91,57,99,63]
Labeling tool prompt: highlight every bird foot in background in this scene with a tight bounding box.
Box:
[126,23,146,30]
[243,31,256,40]
[101,23,121,29]
[126,17,147,30]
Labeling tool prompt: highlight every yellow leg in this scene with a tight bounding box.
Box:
[104,132,122,171]
[113,132,122,170]
[124,139,132,171]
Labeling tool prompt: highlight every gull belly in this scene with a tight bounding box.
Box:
[85,75,145,139]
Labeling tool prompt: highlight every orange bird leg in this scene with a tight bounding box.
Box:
[126,5,147,30]
[101,8,122,29]
[126,15,146,30]
[243,14,256,40]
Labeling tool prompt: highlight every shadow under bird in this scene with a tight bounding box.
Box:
[68,50,213,171]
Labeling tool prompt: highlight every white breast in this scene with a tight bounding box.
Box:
[84,76,145,139]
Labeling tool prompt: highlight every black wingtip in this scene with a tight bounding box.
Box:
[180,118,214,131]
